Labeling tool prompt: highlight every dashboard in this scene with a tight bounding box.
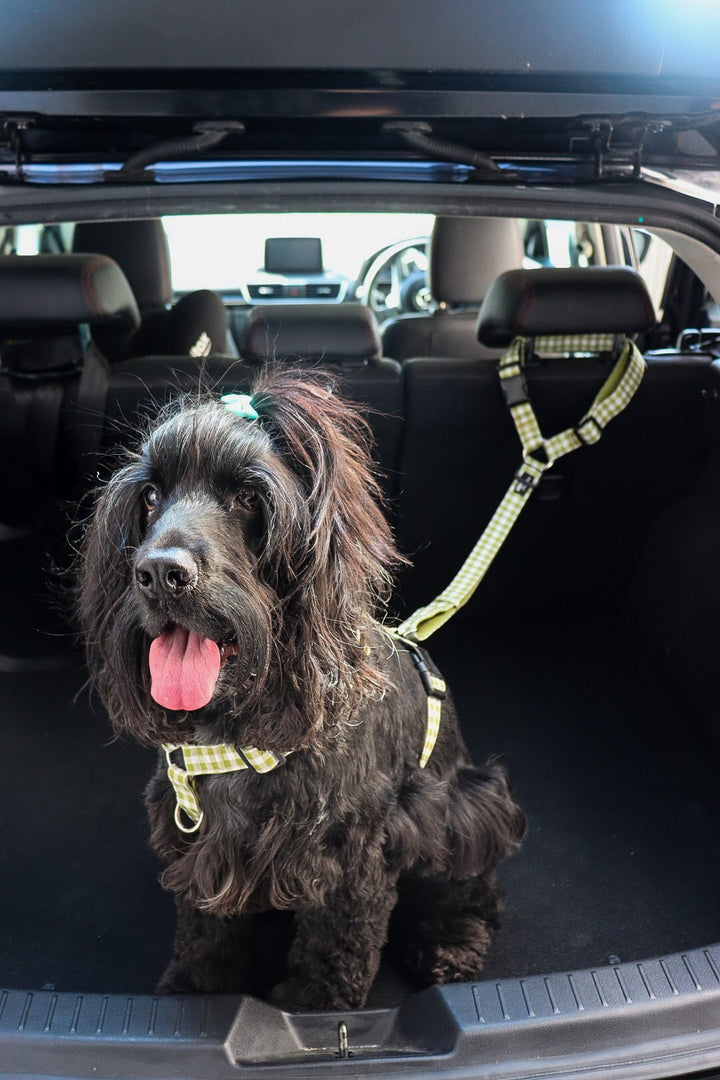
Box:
[241,236,349,304]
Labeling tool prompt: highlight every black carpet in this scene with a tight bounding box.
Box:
[2,619,720,999]
[0,663,174,993]
[431,618,720,979]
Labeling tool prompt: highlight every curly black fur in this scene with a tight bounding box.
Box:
[77,367,525,1011]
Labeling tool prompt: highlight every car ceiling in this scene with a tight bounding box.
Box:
[1,1,720,174]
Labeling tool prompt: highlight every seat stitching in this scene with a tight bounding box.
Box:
[80,255,112,319]
[514,278,535,334]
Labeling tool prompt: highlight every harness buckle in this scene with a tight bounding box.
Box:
[407,644,447,700]
[575,416,603,445]
[499,370,529,408]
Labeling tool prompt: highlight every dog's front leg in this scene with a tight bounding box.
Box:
[269,881,398,1011]
[157,897,257,995]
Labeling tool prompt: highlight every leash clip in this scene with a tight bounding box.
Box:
[513,468,540,496]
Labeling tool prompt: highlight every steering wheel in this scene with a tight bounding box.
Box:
[356,237,436,323]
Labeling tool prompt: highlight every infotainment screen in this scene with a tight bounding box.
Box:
[264,237,323,273]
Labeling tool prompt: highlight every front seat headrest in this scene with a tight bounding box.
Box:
[243,303,382,365]
[155,289,229,358]
[429,217,526,305]
[477,267,656,347]
[0,254,141,334]
[73,219,172,310]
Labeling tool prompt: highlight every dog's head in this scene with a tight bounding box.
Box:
[77,369,402,749]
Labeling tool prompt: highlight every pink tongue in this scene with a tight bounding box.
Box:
[149,627,221,711]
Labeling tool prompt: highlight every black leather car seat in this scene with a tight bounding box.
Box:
[380,216,525,361]
[72,218,229,360]
[242,303,404,503]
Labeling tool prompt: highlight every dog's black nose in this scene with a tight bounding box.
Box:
[135,548,199,598]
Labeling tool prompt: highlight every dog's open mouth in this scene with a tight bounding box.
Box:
[148,625,238,712]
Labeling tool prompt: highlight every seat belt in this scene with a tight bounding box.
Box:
[0,335,84,524]
[68,331,112,487]
[394,332,646,644]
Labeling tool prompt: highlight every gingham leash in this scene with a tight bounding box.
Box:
[394,333,646,644]
[386,633,447,768]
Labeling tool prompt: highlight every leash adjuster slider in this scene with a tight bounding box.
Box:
[574,416,603,446]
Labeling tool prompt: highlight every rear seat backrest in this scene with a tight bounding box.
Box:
[396,267,711,620]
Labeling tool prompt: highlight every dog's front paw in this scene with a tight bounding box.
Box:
[405,921,493,985]
[269,977,366,1012]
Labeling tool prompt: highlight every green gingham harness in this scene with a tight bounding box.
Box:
[163,342,643,832]
[163,743,290,833]
[395,333,646,643]
[162,646,444,834]
[391,635,447,769]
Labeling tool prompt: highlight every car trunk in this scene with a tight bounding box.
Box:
[2,0,720,1067]
[2,411,720,1076]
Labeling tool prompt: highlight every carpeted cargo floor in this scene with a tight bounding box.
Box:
[1,618,720,1001]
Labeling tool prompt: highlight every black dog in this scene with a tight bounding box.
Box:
[78,368,524,1010]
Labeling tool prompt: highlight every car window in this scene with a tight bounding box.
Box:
[522,219,599,268]
[9,215,676,320]
[629,228,675,317]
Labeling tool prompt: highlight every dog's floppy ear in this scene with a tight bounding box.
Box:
[248,368,404,733]
[251,368,400,602]
[76,459,194,744]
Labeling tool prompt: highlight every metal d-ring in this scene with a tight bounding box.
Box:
[522,445,554,472]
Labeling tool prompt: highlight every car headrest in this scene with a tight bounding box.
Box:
[154,289,229,357]
[0,254,141,333]
[73,218,172,309]
[477,267,656,347]
[243,303,382,365]
[429,217,525,306]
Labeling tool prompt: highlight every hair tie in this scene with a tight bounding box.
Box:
[221,393,259,421]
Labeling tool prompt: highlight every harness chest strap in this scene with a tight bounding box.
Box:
[163,743,288,833]
[395,333,646,643]
[162,639,445,833]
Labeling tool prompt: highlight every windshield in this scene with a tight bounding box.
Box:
[163,213,435,291]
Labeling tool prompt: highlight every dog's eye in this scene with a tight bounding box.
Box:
[142,485,160,512]
[235,486,259,513]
